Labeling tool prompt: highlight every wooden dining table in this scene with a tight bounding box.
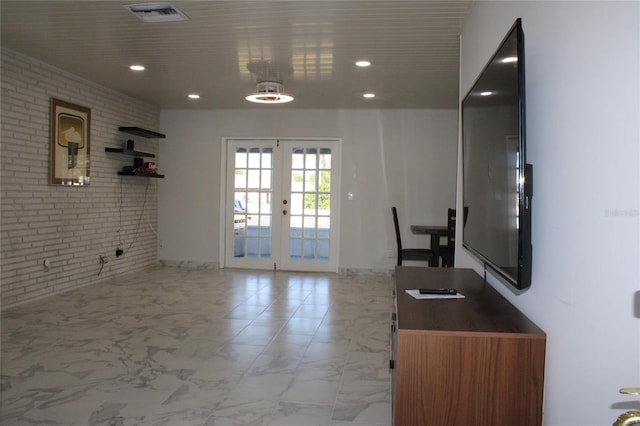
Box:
[410,225,448,267]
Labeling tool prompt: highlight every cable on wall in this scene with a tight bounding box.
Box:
[117,179,152,256]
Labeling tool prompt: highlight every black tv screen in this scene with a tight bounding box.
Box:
[462,19,532,290]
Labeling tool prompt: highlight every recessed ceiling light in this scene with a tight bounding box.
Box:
[355,60,371,68]
[501,56,518,63]
[480,91,493,96]
[363,93,376,99]
[130,65,145,71]
[188,94,200,99]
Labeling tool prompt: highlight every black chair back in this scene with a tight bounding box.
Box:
[392,206,433,266]
[441,206,469,267]
[392,206,403,266]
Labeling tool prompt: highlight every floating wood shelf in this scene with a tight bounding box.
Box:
[118,127,166,139]
[111,127,165,178]
[105,147,155,158]
[117,171,164,178]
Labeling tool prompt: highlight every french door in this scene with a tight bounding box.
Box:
[224,138,340,272]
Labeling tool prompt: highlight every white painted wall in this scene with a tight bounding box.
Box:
[158,109,457,270]
[457,2,640,425]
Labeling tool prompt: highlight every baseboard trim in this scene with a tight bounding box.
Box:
[157,260,220,270]
[338,267,394,277]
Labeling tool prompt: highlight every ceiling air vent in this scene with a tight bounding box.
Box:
[124,3,189,23]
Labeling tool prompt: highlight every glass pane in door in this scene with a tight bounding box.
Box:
[233,147,273,259]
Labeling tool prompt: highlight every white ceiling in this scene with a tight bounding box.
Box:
[0,1,473,109]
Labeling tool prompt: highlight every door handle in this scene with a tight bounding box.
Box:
[614,388,640,426]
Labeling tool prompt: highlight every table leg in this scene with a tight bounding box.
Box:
[430,234,440,267]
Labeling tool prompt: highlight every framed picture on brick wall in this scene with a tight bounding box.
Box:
[50,98,91,185]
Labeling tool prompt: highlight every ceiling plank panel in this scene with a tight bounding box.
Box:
[1,0,473,109]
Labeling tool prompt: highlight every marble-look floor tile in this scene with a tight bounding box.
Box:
[280,316,323,336]
[332,386,392,425]
[205,398,279,426]
[281,367,342,405]
[1,267,393,426]
[265,401,334,426]
[342,351,392,384]
[300,341,351,370]
[263,333,313,359]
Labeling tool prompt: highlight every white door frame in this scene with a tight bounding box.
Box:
[220,137,341,272]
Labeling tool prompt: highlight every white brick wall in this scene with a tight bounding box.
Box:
[1,48,162,308]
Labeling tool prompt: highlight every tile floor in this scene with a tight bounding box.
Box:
[1,267,394,426]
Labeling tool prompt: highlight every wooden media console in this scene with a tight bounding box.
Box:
[392,267,546,425]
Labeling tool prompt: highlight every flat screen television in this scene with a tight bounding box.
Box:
[462,18,532,290]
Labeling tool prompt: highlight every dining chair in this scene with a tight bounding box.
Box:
[439,206,469,268]
[392,206,434,266]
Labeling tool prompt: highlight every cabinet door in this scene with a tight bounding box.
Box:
[394,332,545,426]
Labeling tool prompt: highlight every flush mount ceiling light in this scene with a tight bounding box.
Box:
[130,64,145,71]
[355,60,371,67]
[245,61,294,104]
[245,81,294,104]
